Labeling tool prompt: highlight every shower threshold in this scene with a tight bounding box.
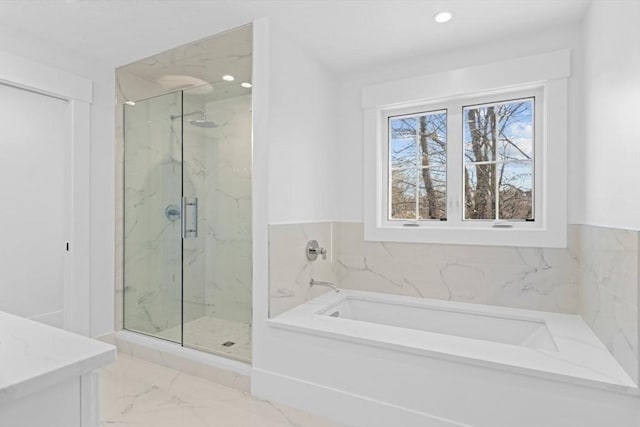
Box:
[114,329,251,391]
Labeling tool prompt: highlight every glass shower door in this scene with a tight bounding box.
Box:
[181,84,253,362]
[123,83,253,361]
[123,91,183,342]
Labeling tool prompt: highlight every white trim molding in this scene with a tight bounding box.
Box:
[363,50,570,248]
[0,51,93,335]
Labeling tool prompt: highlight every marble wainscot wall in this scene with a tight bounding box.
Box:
[269,221,640,384]
[334,222,580,313]
[269,222,579,316]
[579,225,639,383]
[269,223,336,317]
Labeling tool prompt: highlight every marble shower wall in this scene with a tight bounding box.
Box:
[116,25,254,337]
[123,92,184,336]
[121,92,253,335]
[182,94,207,324]
[579,225,639,383]
[202,94,253,324]
[269,222,579,317]
[116,70,180,334]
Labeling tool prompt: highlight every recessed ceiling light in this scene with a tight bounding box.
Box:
[222,75,235,81]
[124,100,136,106]
[240,82,252,88]
[434,11,453,23]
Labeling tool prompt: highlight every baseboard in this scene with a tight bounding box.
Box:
[251,368,470,427]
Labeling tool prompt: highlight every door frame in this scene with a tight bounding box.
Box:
[0,51,92,336]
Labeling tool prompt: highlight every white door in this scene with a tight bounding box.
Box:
[0,83,69,327]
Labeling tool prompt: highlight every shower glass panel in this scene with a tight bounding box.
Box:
[123,82,252,361]
[123,91,183,342]
[182,85,252,361]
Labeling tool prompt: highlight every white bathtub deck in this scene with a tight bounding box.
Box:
[269,289,636,394]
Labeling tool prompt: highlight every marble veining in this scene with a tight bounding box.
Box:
[270,222,579,317]
[203,94,253,325]
[269,222,336,317]
[123,91,183,337]
[117,25,253,356]
[269,221,639,386]
[100,353,346,427]
[157,315,251,362]
[579,225,639,383]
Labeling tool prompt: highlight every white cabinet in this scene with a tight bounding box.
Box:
[0,311,116,427]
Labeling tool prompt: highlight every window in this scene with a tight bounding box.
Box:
[386,97,536,224]
[389,109,447,220]
[363,50,570,247]
[462,97,534,221]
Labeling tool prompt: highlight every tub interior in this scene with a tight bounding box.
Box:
[321,297,557,352]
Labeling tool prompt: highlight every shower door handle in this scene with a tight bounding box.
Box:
[181,197,199,239]
[181,197,187,239]
[191,197,198,238]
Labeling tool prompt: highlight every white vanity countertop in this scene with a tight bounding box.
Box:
[0,310,116,403]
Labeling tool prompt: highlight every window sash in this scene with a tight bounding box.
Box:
[462,97,535,221]
[387,109,447,221]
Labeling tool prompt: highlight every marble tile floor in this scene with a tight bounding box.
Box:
[156,315,252,362]
[100,353,347,427]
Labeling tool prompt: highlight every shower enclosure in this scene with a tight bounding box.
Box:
[123,80,252,362]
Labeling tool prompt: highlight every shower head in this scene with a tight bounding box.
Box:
[170,110,218,128]
[189,118,218,128]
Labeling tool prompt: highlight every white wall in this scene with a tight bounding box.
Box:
[267,24,338,224]
[582,0,640,230]
[0,25,115,337]
[0,84,68,327]
[335,24,584,224]
[89,69,116,338]
[253,16,339,380]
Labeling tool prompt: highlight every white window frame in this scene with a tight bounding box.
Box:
[382,87,543,228]
[385,107,448,222]
[363,50,570,247]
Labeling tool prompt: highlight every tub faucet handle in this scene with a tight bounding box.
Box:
[318,247,327,260]
[306,240,327,261]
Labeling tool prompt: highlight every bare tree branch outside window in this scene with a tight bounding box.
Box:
[389,98,532,222]
[463,98,534,220]
[389,110,447,220]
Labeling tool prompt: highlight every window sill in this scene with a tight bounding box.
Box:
[364,223,567,248]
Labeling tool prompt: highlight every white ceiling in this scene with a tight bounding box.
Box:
[0,0,589,74]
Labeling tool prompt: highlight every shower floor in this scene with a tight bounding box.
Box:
[156,315,251,362]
